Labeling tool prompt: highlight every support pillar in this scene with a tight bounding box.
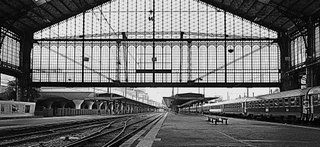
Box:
[103,101,109,114]
[73,100,84,109]
[95,101,103,109]
[18,32,33,102]
[278,32,300,91]
[130,104,133,113]
[44,101,53,109]
[119,101,123,114]
[111,101,115,114]
[85,101,94,110]
[306,17,316,87]
[59,101,67,108]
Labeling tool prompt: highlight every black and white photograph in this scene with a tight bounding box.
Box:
[1,0,320,146]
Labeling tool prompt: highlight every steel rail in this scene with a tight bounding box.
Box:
[66,114,160,147]
[105,114,163,147]
[0,121,114,147]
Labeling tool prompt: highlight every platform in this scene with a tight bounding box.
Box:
[137,112,320,147]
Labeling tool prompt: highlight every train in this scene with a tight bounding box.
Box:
[188,86,320,122]
[0,100,36,116]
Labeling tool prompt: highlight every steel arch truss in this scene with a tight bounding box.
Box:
[32,0,280,87]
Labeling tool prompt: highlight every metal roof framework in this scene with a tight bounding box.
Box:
[1,0,319,35]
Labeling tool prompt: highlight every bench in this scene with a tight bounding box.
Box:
[207,116,228,125]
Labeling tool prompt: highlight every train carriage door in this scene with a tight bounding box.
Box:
[242,102,246,116]
[303,88,314,121]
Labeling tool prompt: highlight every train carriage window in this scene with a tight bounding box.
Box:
[274,99,278,107]
[291,98,296,106]
[25,105,30,113]
[296,97,301,105]
[285,98,289,106]
[313,95,318,106]
[1,104,4,113]
[279,99,283,106]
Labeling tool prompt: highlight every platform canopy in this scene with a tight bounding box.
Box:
[163,93,218,108]
[39,91,157,108]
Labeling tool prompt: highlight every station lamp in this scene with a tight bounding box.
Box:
[33,0,51,6]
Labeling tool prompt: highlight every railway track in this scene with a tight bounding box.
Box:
[0,114,149,147]
[66,113,163,147]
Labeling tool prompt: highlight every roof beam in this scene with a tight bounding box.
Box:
[300,0,318,16]
[71,0,81,10]
[38,5,58,20]
[229,0,237,8]
[0,0,40,30]
[237,0,246,10]
[48,1,64,15]
[57,0,73,13]
[251,1,270,22]
[0,8,31,30]
[15,0,52,25]
[31,0,112,32]
[200,0,284,32]
[32,82,281,88]
[245,0,257,14]
[271,0,306,33]
[278,18,291,29]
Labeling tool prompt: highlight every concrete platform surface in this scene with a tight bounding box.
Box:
[150,113,320,147]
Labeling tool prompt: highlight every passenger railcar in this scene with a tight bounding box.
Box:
[200,86,320,122]
[0,100,36,116]
[303,86,320,121]
[246,88,310,120]
[202,98,259,116]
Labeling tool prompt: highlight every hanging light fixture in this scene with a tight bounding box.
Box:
[228,47,234,53]
[33,0,51,6]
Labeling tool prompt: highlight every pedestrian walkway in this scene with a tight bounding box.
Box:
[135,112,320,147]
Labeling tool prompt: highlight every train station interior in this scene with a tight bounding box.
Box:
[0,0,320,146]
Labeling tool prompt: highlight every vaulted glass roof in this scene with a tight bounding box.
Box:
[34,0,277,39]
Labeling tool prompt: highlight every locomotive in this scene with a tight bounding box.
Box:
[199,86,320,122]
